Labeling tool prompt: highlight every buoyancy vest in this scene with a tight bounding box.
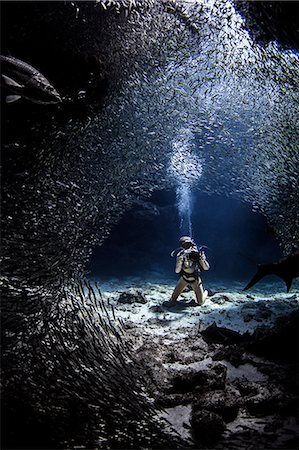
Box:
[178,246,202,282]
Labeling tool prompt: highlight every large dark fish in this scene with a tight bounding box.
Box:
[201,322,249,344]
[243,247,299,292]
[1,55,62,104]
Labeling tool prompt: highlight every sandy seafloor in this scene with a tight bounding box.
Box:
[89,275,299,449]
[96,276,299,335]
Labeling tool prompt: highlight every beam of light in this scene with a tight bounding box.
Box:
[177,183,193,237]
[169,129,203,237]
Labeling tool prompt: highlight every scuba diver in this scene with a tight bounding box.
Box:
[169,236,210,306]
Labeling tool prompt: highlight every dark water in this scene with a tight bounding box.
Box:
[2,0,298,287]
[89,190,282,284]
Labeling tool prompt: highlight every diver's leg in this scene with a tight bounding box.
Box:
[192,278,208,305]
[170,277,188,302]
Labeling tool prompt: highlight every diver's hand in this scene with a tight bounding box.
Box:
[199,252,210,270]
[175,254,184,273]
[199,251,206,260]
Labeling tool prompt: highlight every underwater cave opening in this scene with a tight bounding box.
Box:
[88,190,283,289]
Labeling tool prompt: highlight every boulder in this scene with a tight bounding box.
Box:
[235,380,296,416]
[156,392,192,408]
[192,386,241,423]
[190,409,226,443]
[245,385,295,416]
[212,345,248,367]
[246,310,299,363]
[117,289,147,304]
[210,295,230,305]
[169,363,227,394]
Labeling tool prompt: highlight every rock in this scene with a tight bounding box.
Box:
[243,313,254,323]
[241,303,272,322]
[264,420,284,432]
[235,380,295,416]
[212,345,247,367]
[117,289,147,304]
[245,385,295,416]
[257,362,297,394]
[149,304,164,312]
[235,379,260,397]
[156,392,192,408]
[246,310,299,363]
[165,351,178,363]
[190,409,226,442]
[192,387,241,423]
[210,295,230,305]
[122,320,136,329]
[169,363,227,394]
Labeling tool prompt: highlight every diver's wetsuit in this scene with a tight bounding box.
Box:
[170,247,210,305]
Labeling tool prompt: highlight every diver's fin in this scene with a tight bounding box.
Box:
[6,94,22,103]
[2,74,23,88]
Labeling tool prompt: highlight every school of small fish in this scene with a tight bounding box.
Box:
[38,0,298,260]
[2,1,298,448]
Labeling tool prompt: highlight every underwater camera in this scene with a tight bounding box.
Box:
[185,249,200,261]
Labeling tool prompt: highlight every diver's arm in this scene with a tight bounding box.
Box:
[175,254,184,273]
[199,252,210,270]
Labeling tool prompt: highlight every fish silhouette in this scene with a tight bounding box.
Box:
[1,55,61,104]
[201,322,249,344]
[243,247,299,292]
